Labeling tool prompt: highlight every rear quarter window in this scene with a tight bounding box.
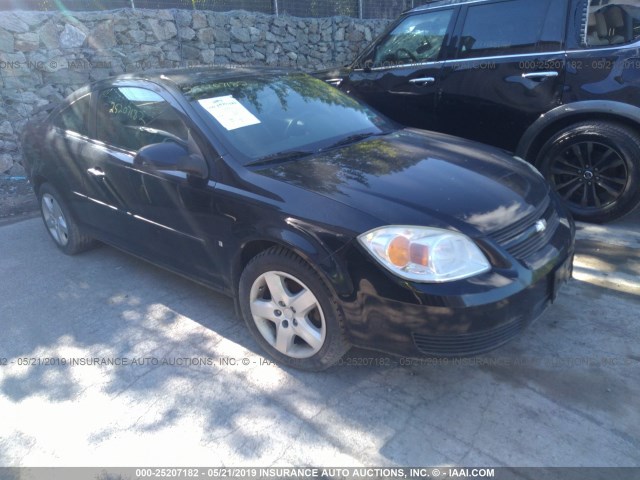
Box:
[586,1,640,47]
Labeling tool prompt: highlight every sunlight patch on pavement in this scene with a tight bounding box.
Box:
[573,256,640,296]
[576,222,640,249]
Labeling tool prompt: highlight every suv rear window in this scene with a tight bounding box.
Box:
[458,0,559,58]
[586,1,640,47]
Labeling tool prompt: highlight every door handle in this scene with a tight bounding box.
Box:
[87,167,105,177]
[409,77,436,86]
[87,167,128,208]
[325,78,343,87]
[522,71,559,80]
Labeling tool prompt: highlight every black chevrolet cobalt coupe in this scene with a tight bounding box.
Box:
[21,68,575,370]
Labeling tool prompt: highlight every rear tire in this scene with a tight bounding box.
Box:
[536,121,640,223]
[38,183,95,255]
[239,247,350,371]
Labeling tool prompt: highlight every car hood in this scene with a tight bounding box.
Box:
[255,129,550,236]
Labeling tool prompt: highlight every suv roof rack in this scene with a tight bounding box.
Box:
[406,0,490,14]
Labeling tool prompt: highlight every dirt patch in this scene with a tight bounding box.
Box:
[0,176,39,223]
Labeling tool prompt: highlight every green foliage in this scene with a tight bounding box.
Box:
[183,74,363,113]
[267,136,419,195]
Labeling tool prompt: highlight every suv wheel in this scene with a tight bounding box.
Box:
[38,183,96,255]
[238,247,350,371]
[536,121,640,223]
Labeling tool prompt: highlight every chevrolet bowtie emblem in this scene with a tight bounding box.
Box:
[535,219,547,233]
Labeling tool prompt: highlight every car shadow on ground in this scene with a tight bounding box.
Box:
[0,219,638,466]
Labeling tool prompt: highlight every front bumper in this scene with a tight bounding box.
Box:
[410,253,573,356]
[339,203,575,358]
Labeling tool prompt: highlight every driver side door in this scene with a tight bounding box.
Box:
[343,8,457,131]
[83,85,225,287]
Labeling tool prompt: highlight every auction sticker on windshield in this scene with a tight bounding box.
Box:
[198,95,261,130]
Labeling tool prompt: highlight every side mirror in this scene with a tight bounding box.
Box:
[134,142,208,179]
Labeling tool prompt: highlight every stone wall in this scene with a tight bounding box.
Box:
[0,9,390,175]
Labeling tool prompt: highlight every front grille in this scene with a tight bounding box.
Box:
[490,196,550,244]
[489,196,559,261]
[412,315,530,356]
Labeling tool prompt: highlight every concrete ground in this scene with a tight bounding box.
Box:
[0,210,638,468]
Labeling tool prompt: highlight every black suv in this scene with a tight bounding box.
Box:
[318,0,640,223]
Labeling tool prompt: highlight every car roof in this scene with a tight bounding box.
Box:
[407,0,491,13]
[100,66,296,90]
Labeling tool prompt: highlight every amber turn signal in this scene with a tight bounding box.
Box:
[387,235,410,267]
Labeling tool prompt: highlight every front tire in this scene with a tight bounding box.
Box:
[536,121,640,223]
[239,247,350,371]
[38,183,95,255]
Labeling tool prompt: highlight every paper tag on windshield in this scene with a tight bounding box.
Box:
[198,96,260,131]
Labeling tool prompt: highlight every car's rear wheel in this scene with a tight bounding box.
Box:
[38,183,95,255]
[238,247,349,371]
[536,121,640,223]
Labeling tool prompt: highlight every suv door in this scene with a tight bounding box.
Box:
[342,8,456,131]
[436,0,569,152]
[82,85,224,286]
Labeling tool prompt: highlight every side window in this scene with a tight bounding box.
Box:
[372,10,454,68]
[53,94,91,136]
[586,2,640,48]
[539,0,568,52]
[457,0,553,59]
[96,87,189,152]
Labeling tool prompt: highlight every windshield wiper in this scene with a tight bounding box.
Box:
[320,131,385,151]
[246,150,315,167]
[246,132,388,167]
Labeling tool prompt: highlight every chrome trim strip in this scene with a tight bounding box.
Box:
[72,191,119,211]
[353,51,566,72]
[73,192,203,243]
[354,60,442,72]
[60,129,91,142]
[410,0,490,13]
[131,214,204,243]
[357,44,639,72]
[87,138,136,159]
[443,51,566,64]
[566,40,640,54]
[354,36,640,73]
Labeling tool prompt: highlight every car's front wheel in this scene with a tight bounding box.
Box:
[536,121,640,223]
[38,183,95,255]
[238,247,350,371]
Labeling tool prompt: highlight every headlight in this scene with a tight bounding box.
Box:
[358,226,491,283]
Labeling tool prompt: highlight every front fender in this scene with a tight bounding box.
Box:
[231,221,356,299]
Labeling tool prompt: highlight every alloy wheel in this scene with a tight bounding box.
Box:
[248,270,326,359]
[549,141,628,211]
[41,193,69,246]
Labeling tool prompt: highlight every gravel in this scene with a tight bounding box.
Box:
[0,175,38,222]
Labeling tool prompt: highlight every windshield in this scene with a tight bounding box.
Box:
[184,73,396,165]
